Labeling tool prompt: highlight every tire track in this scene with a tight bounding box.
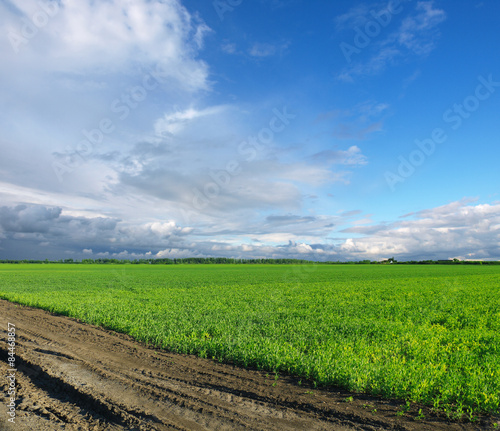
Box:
[0,299,495,431]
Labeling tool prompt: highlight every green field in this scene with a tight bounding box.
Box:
[1,263,499,418]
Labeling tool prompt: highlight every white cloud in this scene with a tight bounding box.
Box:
[337,1,446,81]
[154,105,229,136]
[0,0,214,223]
[397,1,447,55]
[155,248,206,259]
[147,221,193,237]
[249,41,289,58]
[221,42,237,54]
[250,42,277,57]
[310,146,368,166]
[2,199,498,262]
[1,0,210,90]
[2,1,491,266]
[339,199,500,260]
[334,3,372,31]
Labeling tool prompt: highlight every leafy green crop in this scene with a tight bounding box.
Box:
[1,263,499,417]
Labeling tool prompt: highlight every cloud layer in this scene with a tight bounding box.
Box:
[1,1,497,262]
[1,200,499,261]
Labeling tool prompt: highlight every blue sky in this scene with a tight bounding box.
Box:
[0,0,499,261]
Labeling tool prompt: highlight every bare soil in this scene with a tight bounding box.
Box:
[0,299,498,430]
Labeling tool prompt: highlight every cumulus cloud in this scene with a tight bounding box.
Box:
[339,200,500,260]
[111,103,367,214]
[2,1,489,265]
[0,204,193,259]
[2,199,498,262]
[0,205,117,240]
[0,205,62,233]
[1,0,210,88]
[118,221,193,248]
[0,0,213,205]
[0,0,374,264]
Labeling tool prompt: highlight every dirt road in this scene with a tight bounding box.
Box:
[0,299,496,430]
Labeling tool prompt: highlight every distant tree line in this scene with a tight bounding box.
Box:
[0,257,499,265]
[0,257,313,265]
